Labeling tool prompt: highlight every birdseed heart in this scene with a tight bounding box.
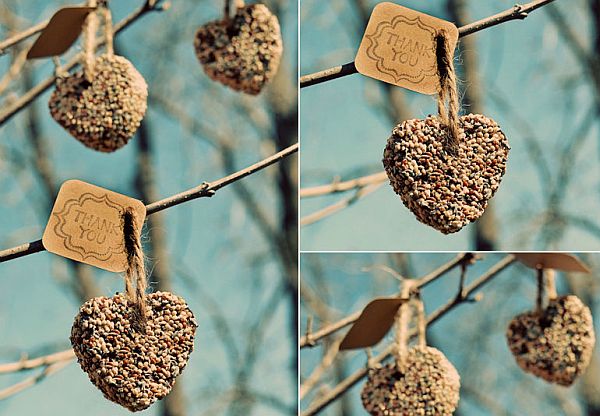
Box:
[362,346,460,416]
[194,4,283,95]
[71,291,197,411]
[382,113,510,234]
[49,54,148,152]
[506,295,595,386]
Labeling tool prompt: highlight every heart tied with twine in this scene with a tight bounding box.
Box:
[506,269,595,386]
[382,31,510,234]
[361,295,460,416]
[49,2,147,152]
[71,209,197,412]
[194,1,283,95]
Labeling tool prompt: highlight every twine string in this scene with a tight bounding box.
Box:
[224,0,245,21]
[414,296,427,349]
[536,267,545,313]
[100,2,114,57]
[545,269,558,300]
[394,280,415,366]
[122,208,148,330]
[82,0,98,81]
[435,30,460,148]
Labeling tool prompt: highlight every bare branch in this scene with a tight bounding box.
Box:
[0,143,298,263]
[0,360,72,400]
[0,349,74,374]
[300,172,387,198]
[300,253,472,348]
[300,182,383,227]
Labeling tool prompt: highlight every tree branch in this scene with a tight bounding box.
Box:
[0,143,298,263]
[300,253,473,348]
[0,349,74,374]
[300,172,387,198]
[300,0,557,88]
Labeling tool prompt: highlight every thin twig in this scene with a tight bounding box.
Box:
[0,361,72,400]
[0,20,49,56]
[0,0,167,127]
[0,143,298,263]
[299,253,470,348]
[0,349,74,374]
[300,0,557,88]
[300,172,388,198]
[300,182,383,227]
[301,255,516,416]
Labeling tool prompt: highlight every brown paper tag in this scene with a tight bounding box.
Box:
[27,7,95,59]
[340,297,407,350]
[513,253,591,273]
[42,180,146,272]
[355,2,458,94]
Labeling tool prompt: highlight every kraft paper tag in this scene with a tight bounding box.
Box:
[42,180,146,272]
[27,7,95,59]
[513,253,591,273]
[355,2,458,94]
[340,297,407,350]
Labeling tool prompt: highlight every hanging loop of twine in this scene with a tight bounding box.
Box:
[536,267,557,313]
[435,30,460,149]
[413,295,427,349]
[123,208,148,331]
[82,0,99,81]
[394,280,417,367]
[224,0,245,21]
[100,2,114,57]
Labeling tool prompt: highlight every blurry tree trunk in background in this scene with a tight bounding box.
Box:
[448,0,498,251]
[270,0,300,384]
[135,119,186,416]
[22,53,100,302]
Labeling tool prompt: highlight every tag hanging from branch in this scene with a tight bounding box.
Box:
[48,2,148,153]
[66,189,198,411]
[506,267,595,386]
[194,1,283,95]
[27,6,96,59]
[355,2,458,94]
[361,295,461,416]
[381,20,510,235]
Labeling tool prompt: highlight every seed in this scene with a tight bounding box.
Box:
[194,4,283,95]
[382,114,510,234]
[70,292,197,412]
[506,295,595,386]
[361,346,460,416]
[48,54,148,153]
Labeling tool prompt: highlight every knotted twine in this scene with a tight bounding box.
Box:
[435,30,461,150]
[122,208,148,331]
[224,0,246,21]
[82,0,115,81]
[536,268,557,313]
[394,282,426,367]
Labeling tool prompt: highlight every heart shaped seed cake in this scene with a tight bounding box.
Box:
[194,4,283,95]
[362,346,460,416]
[49,54,148,152]
[382,114,510,234]
[71,291,197,411]
[507,295,595,386]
